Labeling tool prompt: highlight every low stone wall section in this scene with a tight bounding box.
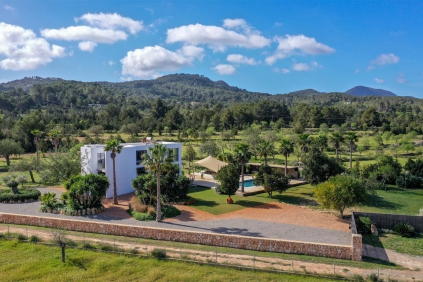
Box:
[0,212,360,260]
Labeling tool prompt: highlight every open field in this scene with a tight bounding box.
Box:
[0,239,337,282]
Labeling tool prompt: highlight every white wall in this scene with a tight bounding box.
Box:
[81,142,182,198]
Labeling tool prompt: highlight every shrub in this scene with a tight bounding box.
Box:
[367,273,384,282]
[30,235,41,243]
[130,210,155,221]
[129,248,139,254]
[356,217,372,235]
[83,243,95,249]
[99,243,114,251]
[40,192,59,211]
[147,206,156,216]
[151,248,167,259]
[0,188,41,203]
[396,175,423,189]
[129,196,148,213]
[393,223,415,237]
[17,234,27,241]
[162,205,181,218]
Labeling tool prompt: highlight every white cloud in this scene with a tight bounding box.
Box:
[273,67,290,73]
[176,45,204,60]
[145,8,154,15]
[0,22,65,70]
[265,34,334,65]
[282,68,290,73]
[212,64,236,75]
[76,13,144,34]
[371,54,399,66]
[374,78,384,84]
[274,22,283,27]
[166,23,270,51]
[222,18,248,29]
[355,68,360,73]
[226,54,259,65]
[120,45,192,79]
[397,77,406,84]
[108,60,115,66]
[292,61,319,71]
[4,5,14,10]
[78,41,97,52]
[120,76,133,81]
[41,26,127,43]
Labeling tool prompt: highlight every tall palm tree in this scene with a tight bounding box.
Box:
[314,135,328,153]
[296,134,310,155]
[142,144,170,222]
[104,139,123,205]
[329,132,344,159]
[233,143,252,193]
[279,139,294,176]
[31,129,43,159]
[257,140,274,165]
[345,132,359,169]
[49,130,62,153]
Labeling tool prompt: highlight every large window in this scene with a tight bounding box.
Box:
[168,148,179,162]
[136,150,148,165]
[97,153,105,170]
[136,167,146,176]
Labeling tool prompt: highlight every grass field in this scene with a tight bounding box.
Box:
[363,233,423,257]
[0,239,339,282]
[188,184,423,216]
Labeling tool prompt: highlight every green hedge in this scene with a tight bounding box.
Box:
[130,205,181,221]
[0,188,41,203]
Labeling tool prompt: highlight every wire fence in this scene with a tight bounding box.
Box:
[0,225,404,281]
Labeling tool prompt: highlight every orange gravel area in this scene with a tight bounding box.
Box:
[166,202,350,232]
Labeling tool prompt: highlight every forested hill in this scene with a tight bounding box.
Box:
[0,74,422,113]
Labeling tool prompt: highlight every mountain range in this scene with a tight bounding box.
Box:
[0,74,400,98]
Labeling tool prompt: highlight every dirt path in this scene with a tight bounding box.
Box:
[363,244,423,270]
[0,225,421,281]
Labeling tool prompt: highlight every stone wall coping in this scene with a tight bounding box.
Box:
[0,212,350,248]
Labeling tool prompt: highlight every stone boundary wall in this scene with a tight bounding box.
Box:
[0,213,361,261]
[350,212,363,261]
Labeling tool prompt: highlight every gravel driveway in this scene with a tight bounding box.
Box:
[0,188,352,246]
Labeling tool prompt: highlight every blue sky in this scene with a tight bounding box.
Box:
[0,0,422,97]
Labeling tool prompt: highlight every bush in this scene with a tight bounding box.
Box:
[129,196,148,213]
[99,243,114,251]
[0,188,41,203]
[17,234,27,241]
[396,175,422,189]
[40,192,60,211]
[356,217,372,235]
[151,248,167,259]
[393,222,415,237]
[130,205,180,221]
[162,205,182,218]
[30,235,41,243]
[367,273,384,282]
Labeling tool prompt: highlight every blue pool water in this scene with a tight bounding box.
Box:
[239,179,255,187]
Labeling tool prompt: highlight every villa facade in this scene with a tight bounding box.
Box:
[80,142,182,198]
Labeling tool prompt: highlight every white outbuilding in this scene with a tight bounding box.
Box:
[80,141,182,198]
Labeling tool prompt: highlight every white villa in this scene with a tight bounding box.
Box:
[80,141,182,198]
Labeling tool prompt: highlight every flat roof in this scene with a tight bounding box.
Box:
[82,141,181,147]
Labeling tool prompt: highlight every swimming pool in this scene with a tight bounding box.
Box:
[239,179,255,187]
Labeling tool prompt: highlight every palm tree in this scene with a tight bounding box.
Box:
[31,129,43,159]
[329,132,344,159]
[49,130,62,153]
[142,144,170,222]
[314,135,328,153]
[104,139,123,205]
[296,134,310,155]
[257,140,274,165]
[279,139,294,176]
[345,132,359,169]
[233,143,252,193]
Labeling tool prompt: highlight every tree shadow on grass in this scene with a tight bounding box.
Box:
[272,194,318,206]
[232,200,279,209]
[192,199,219,208]
[363,193,404,210]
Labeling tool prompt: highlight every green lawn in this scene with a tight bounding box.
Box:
[363,233,423,257]
[0,239,337,282]
[189,183,423,216]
